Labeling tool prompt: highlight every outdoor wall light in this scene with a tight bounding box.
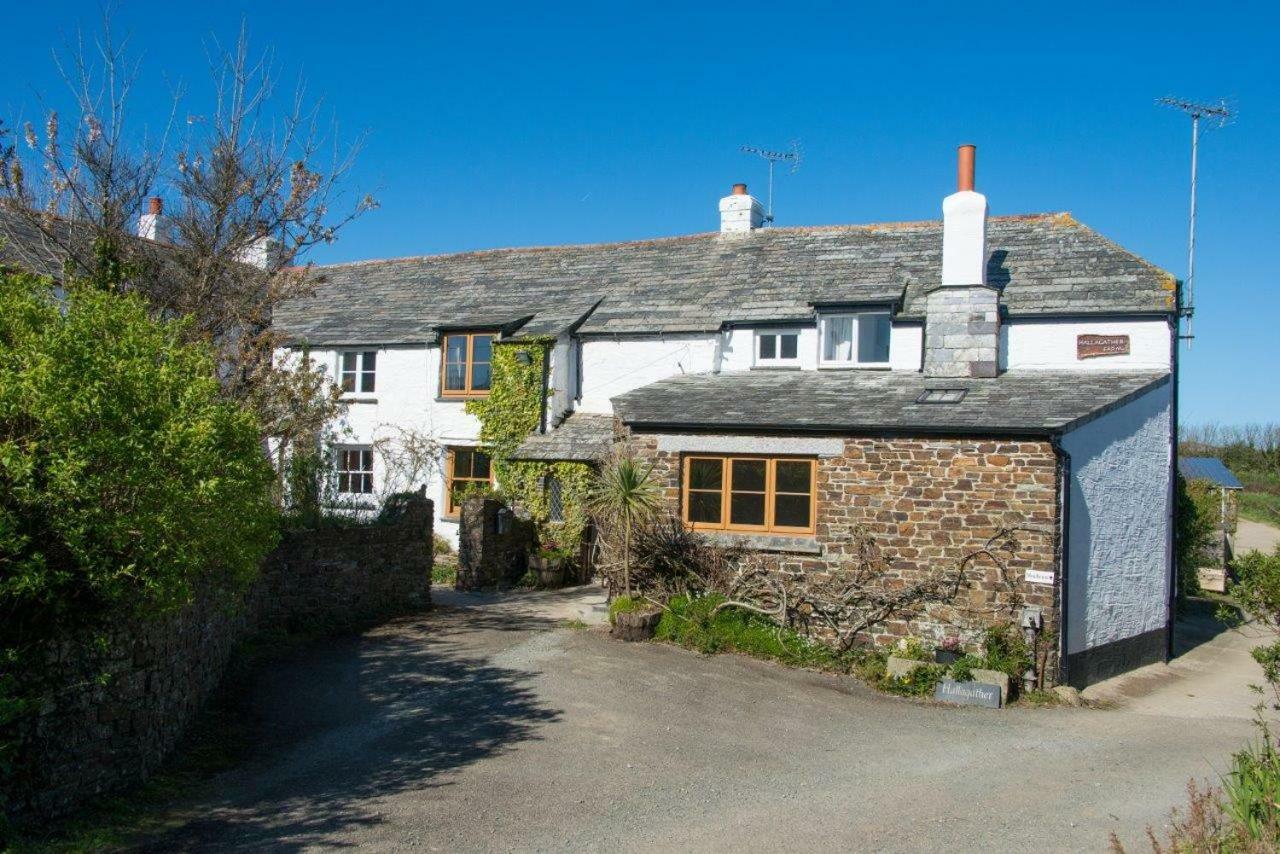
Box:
[515,350,533,366]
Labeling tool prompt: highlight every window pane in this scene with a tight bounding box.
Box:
[688,491,722,524]
[454,448,473,476]
[775,460,812,494]
[338,472,351,492]
[473,451,491,479]
[731,459,766,492]
[361,370,376,393]
[360,450,373,472]
[730,493,766,526]
[780,334,798,359]
[341,373,355,393]
[360,473,373,494]
[823,316,854,362]
[472,335,493,363]
[774,494,811,529]
[471,362,492,391]
[758,334,776,360]
[362,351,376,372]
[858,313,891,363]
[445,336,467,363]
[342,352,358,373]
[688,458,723,490]
[445,362,467,391]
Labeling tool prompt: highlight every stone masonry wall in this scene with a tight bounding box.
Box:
[456,497,537,590]
[923,285,1000,378]
[630,433,1060,660]
[4,496,433,824]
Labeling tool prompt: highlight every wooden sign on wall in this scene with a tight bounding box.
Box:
[1077,334,1130,359]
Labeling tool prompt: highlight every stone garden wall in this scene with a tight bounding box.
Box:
[456,496,537,590]
[4,495,433,824]
[630,432,1061,666]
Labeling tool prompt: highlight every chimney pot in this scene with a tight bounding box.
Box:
[957,144,976,192]
[732,183,748,195]
[148,196,163,215]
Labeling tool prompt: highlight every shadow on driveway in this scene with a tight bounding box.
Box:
[139,607,562,851]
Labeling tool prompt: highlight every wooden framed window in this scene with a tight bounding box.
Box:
[445,446,493,516]
[340,350,377,393]
[335,446,374,494]
[682,455,816,535]
[440,333,494,397]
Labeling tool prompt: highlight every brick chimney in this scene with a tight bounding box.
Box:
[719,183,764,233]
[924,145,999,378]
[136,196,171,243]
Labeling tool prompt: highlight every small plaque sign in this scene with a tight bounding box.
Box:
[1077,334,1130,359]
[1025,569,1056,586]
[934,679,1003,709]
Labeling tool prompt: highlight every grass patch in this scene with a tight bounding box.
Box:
[431,557,457,586]
[1239,489,1280,527]
[654,594,852,672]
[557,618,589,630]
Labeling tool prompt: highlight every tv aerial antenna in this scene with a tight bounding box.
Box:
[740,141,802,225]
[1157,96,1232,347]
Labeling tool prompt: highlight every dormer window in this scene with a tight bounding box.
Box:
[819,312,891,367]
[440,332,494,398]
[755,330,800,367]
[340,350,376,394]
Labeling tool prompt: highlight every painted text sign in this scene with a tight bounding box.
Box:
[1077,334,1131,359]
[934,679,1003,708]
[1025,569,1056,586]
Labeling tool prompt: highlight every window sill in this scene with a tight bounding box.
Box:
[436,395,490,403]
[751,364,802,371]
[341,396,378,404]
[700,531,823,555]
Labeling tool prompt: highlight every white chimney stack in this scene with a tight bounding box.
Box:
[924,144,1000,379]
[136,196,171,243]
[719,183,765,233]
[941,144,987,286]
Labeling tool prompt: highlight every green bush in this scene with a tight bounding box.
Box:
[655,594,847,670]
[1176,475,1218,598]
[0,274,279,773]
[882,663,946,698]
[979,624,1034,681]
[948,654,984,683]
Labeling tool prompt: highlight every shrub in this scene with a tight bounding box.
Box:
[0,275,279,624]
[608,595,647,625]
[432,534,455,556]
[882,663,946,698]
[979,624,1034,681]
[1176,475,1218,599]
[949,654,984,683]
[894,637,933,662]
[0,274,279,781]
[655,594,847,670]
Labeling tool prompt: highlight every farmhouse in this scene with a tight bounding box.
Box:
[273,145,1177,688]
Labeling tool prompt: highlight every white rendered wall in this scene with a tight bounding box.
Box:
[285,344,484,544]
[889,323,923,371]
[549,336,573,425]
[577,335,720,413]
[1061,381,1172,655]
[1003,319,1171,371]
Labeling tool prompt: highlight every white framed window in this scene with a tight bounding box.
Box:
[339,350,377,394]
[819,312,891,367]
[335,446,374,494]
[754,330,800,367]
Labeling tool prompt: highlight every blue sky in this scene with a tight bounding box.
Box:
[3,2,1276,424]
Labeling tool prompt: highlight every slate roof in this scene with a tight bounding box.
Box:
[275,213,1176,346]
[611,369,1170,436]
[1179,457,1244,489]
[510,413,615,462]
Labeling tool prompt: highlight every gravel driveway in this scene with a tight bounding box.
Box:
[137,587,1258,853]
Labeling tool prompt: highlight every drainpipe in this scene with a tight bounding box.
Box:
[1051,433,1072,687]
[539,342,552,434]
[1166,308,1180,660]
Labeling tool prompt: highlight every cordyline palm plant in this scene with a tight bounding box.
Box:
[588,451,661,598]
